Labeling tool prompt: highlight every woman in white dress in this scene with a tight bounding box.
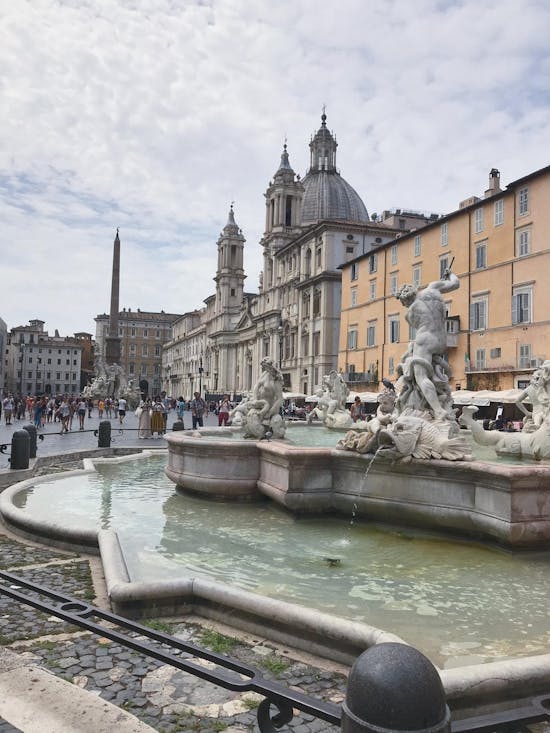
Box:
[137,398,152,439]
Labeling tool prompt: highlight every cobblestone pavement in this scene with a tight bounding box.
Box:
[0,458,347,733]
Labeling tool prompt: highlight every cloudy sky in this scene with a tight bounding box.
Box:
[1,0,549,337]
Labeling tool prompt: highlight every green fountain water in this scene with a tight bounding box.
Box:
[12,453,550,669]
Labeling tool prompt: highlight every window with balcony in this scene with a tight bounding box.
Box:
[475,348,486,370]
[518,343,532,369]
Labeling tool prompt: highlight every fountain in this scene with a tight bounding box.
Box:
[166,267,550,547]
[4,264,550,707]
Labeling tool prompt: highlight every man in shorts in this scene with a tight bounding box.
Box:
[118,396,127,424]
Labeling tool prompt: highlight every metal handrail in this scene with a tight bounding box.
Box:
[0,569,341,732]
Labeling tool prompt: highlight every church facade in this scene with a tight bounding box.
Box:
[163,115,430,398]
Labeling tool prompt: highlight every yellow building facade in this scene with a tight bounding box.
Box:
[339,164,550,392]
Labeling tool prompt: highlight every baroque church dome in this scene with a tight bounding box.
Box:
[300,114,369,225]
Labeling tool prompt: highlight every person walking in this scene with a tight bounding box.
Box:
[77,398,87,430]
[217,395,231,426]
[58,399,71,434]
[117,396,127,424]
[3,395,14,425]
[190,392,207,429]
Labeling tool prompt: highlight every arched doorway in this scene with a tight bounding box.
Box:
[139,379,149,398]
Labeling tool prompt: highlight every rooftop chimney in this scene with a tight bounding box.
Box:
[484,168,501,198]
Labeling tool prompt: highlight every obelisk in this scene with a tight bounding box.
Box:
[104,228,122,366]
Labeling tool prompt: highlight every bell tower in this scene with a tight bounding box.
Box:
[214,205,246,317]
[260,143,304,291]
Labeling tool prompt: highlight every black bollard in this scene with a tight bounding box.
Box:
[172,419,185,431]
[341,642,450,733]
[22,423,38,458]
[10,430,30,470]
[98,420,111,448]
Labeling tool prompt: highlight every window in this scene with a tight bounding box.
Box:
[143,328,148,338]
[494,199,504,226]
[313,288,321,317]
[412,265,421,288]
[72,372,76,381]
[470,297,487,331]
[131,327,136,337]
[389,273,398,295]
[414,235,421,257]
[516,227,530,257]
[519,186,529,216]
[130,344,136,354]
[56,372,60,380]
[142,344,148,356]
[154,345,161,357]
[141,364,148,376]
[350,262,358,281]
[28,356,32,364]
[369,280,376,300]
[316,248,322,268]
[518,343,532,369]
[441,222,448,246]
[391,244,398,265]
[47,358,51,364]
[366,322,376,347]
[490,347,501,359]
[129,363,135,375]
[351,288,358,307]
[439,255,449,279]
[512,286,532,325]
[156,330,161,339]
[348,328,358,350]
[57,358,61,365]
[475,348,486,370]
[474,207,484,234]
[389,315,400,343]
[313,331,320,356]
[369,253,377,273]
[475,241,487,269]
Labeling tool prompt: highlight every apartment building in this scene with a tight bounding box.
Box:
[338,165,550,392]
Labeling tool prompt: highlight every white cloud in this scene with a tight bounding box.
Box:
[1,0,549,335]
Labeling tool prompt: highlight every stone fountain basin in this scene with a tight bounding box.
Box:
[165,428,550,548]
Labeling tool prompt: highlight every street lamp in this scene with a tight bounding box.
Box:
[198,354,204,396]
[277,322,284,369]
